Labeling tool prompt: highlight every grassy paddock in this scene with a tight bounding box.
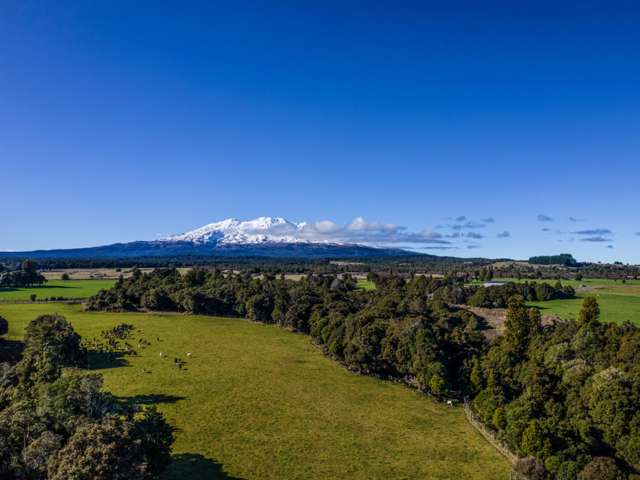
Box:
[529,293,640,325]
[0,303,509,480]
[494,277,640,325]
[0,279,115,301]
[356,279,376,291]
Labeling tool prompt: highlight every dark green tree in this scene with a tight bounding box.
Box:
[577,457,625,480]
[17,314,85,387]
[578,297,600,328]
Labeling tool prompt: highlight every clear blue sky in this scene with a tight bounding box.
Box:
[2,1,639,262]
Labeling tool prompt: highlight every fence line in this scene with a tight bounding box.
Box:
[463,400,520,466]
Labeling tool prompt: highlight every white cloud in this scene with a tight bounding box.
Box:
[297,218,451,245]
[313,220,340,233]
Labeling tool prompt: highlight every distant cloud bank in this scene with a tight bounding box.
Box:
[298,217,451,245]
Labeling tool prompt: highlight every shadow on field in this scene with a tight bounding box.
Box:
[164,454,246,480]
[119,393,185,406]
[0,339,24,363]
[87,350,129,369]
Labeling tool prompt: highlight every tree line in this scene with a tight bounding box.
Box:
[431,279,575,308]
[0,260,46,288]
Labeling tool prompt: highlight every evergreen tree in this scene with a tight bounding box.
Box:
[578,297,600,328]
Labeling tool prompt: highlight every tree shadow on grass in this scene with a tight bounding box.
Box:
[117,393,185,407]
[87,350,130,369]
[163,454,246,480]
[0,339,24,363]
[531,305,550,311]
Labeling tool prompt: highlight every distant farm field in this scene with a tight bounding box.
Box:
[356,278,376,290]
[0,302,510,480]
[530,293,640,326]
[0,279,115,301]
[496,277,640,326]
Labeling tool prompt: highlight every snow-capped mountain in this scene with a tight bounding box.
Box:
[165,217,312,245]
[0,217,418,260]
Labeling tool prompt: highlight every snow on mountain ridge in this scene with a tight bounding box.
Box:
[165,217,316,245]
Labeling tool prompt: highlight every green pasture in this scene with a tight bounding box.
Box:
[356,279,376,291]
[494,277,640,325]
[0,279,115,301]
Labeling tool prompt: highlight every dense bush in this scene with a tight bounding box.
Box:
[0,315,174,479]
[471,297,640,478]
[432,279,575,308]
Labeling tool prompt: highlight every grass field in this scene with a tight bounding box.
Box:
[495,278,640,325]
[0,303,510,480]
[356,279,376,291]
[0,279,115,301]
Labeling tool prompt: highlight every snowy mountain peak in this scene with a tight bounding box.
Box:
[165,217,309,245]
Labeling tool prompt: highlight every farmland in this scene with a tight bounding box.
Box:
[0,302,510,480]
[496,277,640,325]
[356,278,376,290]
[0,279,115,301]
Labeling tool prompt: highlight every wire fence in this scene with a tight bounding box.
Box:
[463,399,522,473]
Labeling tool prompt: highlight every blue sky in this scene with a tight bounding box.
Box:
[1,1,639,262]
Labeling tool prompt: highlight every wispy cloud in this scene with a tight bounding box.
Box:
[464,232,484,239]
[450,221,487,230]
[569,216,585,222]
[607,245,614,249]
[573,228,612,236]
[537,214,554,222]
[482,217,495,223]
[580,236,613,243]
[497,231,511,238]
[541,227,551,232]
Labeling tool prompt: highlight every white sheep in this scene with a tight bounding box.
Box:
[159,352,164,358]
[446,400,453,406]
[186,352,192,358]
